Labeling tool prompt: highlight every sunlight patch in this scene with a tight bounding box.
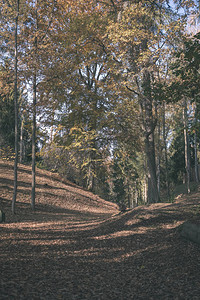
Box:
[93,230,134,240]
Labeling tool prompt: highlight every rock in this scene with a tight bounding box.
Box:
[180,221,200,245]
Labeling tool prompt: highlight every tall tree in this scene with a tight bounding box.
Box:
[169,29,200,186]
[105,2,162,202]
[12,0,20,214]
[18,0,56,210]
[39,0,114,195]
[31,0,38,211]
[193,103,199,183]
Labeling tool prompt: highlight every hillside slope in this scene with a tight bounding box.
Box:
[1,159,200,299]
[0,159,118,223]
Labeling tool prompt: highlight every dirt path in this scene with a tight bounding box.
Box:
[1,160,200,299]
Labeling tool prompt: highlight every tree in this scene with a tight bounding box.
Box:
[2,0,198,211]
[39,0,115,195]
[0,0,21,212]
[12,0,20,214]
[104,2,163,202]
[30,0,38,211]
[39,0,197,204]
[0,65,15,151]
[169,31,200,189]
[18,0,56,210]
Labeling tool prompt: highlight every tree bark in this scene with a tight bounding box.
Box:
[162,101,170,199]
[145,133,160,203]
[142,70,160,203]
[194,130,199,183]
[143,156,148,204]
[31,69,36,211]
[134,181,138,207]
[79,65,100,192]
[194,103,199,183]
[31,0,38,211]
[20,113,24,163]
[155,101,161,196]
[183,98,190,194]
[12,0,20,214]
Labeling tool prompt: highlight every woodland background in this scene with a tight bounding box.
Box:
[0,0,200,212]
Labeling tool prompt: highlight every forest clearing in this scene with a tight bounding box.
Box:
[1,159,200,299]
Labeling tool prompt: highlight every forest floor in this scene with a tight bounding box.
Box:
[0,159,200,300]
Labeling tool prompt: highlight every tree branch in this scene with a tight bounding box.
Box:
[126,85,140,96]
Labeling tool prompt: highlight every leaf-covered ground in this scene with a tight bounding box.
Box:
[0,160,200,299]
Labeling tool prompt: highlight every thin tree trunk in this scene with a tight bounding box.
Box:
[143,155,148,204]
[183,98,190,194]
[31,70,36,211]
[87,156,94,191]
[194,130,199,183]
[12,0,20,214]
[144,176,148,204]
[30,0,56,209]
[31,0,38,211]
[134,181,138,207]
[194,104,199,183]
[50,111,54,143]
[20,113,24,163]
[162,101,170,199]
[155,102,161,196]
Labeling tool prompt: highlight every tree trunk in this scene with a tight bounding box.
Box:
[194,103,199,183]
[162,101,170,199]
[194,130,199,183]
[31,69,36,211]
[144,175,148,204]
[142,70,160,203]
[145,135,160,203]
[20,113,24,163]
[183,98,190,194]
[31,0,38,211]
[12,0,20,214]
[128,184,134,208]
[134,181,138,207]
[155,101,161,196]
[87,155,95,191]
[143,156,148,204]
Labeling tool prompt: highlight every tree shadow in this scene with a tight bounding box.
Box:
[1,206,200,299]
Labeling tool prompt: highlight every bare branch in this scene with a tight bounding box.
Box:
[126,85,140,96]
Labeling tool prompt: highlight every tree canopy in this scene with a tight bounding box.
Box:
[0,0,200,210]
